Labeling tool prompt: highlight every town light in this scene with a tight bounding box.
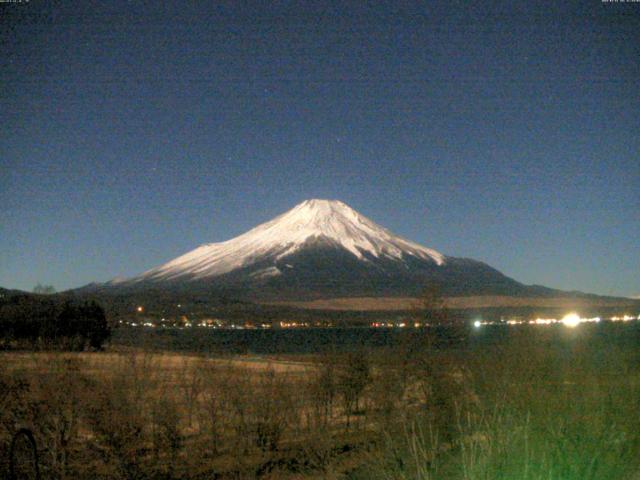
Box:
[562,313,581,328]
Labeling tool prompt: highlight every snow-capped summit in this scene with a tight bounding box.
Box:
[135,199,445,283]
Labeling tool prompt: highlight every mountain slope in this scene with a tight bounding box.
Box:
[92,199,546,300]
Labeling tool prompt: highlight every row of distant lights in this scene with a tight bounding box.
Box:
[133,306,638,330]
[473,313,640,329]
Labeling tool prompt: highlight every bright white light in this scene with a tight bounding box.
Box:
[473,320,481,328]
[562,313,581,328]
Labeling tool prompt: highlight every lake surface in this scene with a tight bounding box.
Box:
[112,322,640,355]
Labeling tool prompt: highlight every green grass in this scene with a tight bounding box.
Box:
[357,329,640,480]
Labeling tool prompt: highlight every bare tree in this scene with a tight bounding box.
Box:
[180,359,204,428]
[337,350,371,430]
[32,284,56,295]
[415,284,449,327]
[151,395,182,478]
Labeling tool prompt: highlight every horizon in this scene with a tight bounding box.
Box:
[1,1,638,297]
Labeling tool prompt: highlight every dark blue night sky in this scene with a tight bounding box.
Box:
[1,1,638,296]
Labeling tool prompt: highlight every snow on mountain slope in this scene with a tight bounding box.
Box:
[134,199,445,283]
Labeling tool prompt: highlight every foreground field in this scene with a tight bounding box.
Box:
[1,327,640,479]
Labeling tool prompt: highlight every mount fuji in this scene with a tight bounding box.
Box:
[91,199,550,301]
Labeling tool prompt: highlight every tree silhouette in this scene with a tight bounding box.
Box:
[0,296,110,350]
[32,284,56,295]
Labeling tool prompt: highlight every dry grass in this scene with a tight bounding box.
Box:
[1,351,314,374]
[264,295,638,311]
[2,328,639,479]
[0,349,373,479]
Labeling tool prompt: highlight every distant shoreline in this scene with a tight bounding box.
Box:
[265,295,640,311]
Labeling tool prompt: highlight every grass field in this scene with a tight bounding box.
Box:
[1,326,640,479]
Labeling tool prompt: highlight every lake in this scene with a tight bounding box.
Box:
[111,321,640,355]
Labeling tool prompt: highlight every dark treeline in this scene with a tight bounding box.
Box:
[0,293,110,350]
